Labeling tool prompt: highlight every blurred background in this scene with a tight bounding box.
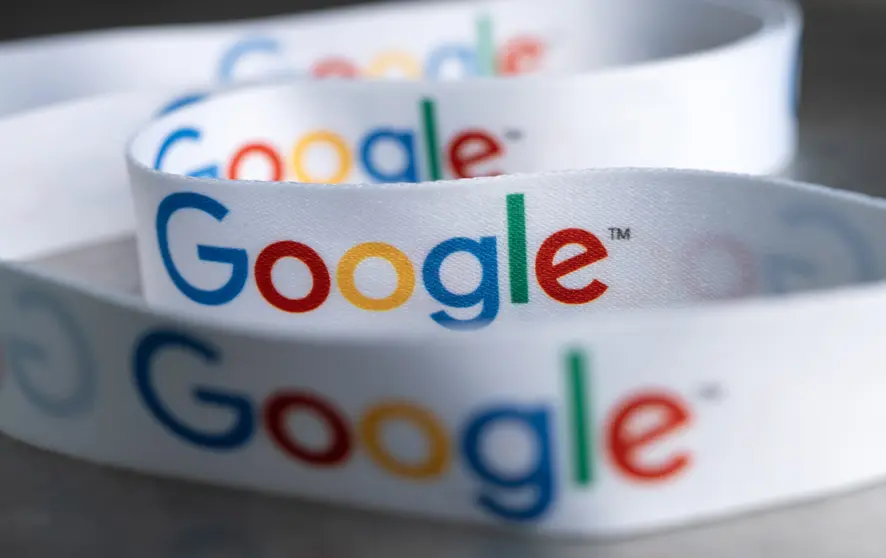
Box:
[0,0,876,39]
[2,0,886,556]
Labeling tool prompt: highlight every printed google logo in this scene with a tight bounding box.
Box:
[217,15,546,83]
[153,96,509,183]
[155,192,611,331]
[158,16,546,116]
[134,332,694,522]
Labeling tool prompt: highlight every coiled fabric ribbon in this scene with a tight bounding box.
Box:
[0,0,833,539]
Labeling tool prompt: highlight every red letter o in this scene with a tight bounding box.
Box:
[255,241,331,313]
[227,142,283,181]
[264,392,352,466]
[311,57,360,78]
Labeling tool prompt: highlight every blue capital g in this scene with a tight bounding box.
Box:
[5,290,97,417]
[217,37,282,84]
[763,205,880,293]
[133,328,254,449]
[155,192,248,306]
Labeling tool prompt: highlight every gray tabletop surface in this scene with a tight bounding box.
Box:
[3,0,886,555]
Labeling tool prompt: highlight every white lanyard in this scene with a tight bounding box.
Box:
[0,0,822,538]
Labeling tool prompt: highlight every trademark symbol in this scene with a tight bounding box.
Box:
[698,383,723,401]
[609,227,631,241]
[504,129,523,141]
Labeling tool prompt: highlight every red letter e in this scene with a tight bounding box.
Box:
[606,393,692,481]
